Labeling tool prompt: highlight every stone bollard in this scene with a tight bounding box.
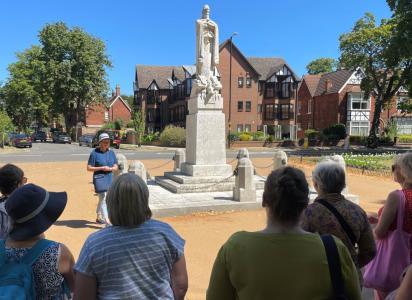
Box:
[344,136,350,150]
[114,154,128,178]
[173,149,186,172]
[128,160,147,183]
[273,150,288,171]
[233,157,256,202]
[236,148,249,159]
[329,155,349,195]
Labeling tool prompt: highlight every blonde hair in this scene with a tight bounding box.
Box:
[106,173,152,226]
[395,153,412,184]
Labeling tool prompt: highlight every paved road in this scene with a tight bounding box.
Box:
[0,142,280,163]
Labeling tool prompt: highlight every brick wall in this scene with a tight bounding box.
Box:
[85,103,106,126]
[218,44,260,132]
[109,98,131,124]
[297,80,313,137]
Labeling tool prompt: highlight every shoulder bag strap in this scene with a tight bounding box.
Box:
[321,235,347,300]
[396,190,407,229]
[21,239,53,266]
[317,199,357,246]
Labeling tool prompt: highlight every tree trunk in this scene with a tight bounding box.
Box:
[367,94,384,148]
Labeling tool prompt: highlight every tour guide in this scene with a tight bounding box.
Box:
[87,133,118,224]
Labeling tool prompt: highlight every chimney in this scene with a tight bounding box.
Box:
[324,79,332,93]
[115,84,120,97]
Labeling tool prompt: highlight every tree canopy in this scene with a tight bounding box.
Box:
[306,58,337,74]
[339,12,412,147]
[1,22,112,132]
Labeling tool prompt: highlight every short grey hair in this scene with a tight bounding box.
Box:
[312,159,346,194]
[106,173,152,227]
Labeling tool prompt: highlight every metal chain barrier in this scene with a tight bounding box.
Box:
[146,159,174,170]
[252,161,274,169]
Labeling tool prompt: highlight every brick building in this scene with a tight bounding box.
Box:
[296,68,410,138]
[83,84,132,134]
[134,40,300,138]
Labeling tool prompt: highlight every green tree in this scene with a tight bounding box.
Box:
[39,22,112,131]
[1,46,50,131]
[339,13,412,148]
[0,110,14,147]
[387,0,412,97]
[132,109,146,147]
[306,58,337,74]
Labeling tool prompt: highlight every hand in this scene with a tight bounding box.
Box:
[102,166,112,172]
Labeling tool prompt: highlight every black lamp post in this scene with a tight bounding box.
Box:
[227,32,238,149]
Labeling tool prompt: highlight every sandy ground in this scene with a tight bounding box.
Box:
[2,158,398,299]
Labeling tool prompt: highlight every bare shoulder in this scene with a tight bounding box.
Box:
[386,190,401,206]
[59,243,74,263]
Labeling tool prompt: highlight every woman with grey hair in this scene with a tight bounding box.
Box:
[301,159,376,286]
[74,173,188,300]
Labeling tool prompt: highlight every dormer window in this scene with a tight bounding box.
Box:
[246,73,252,88]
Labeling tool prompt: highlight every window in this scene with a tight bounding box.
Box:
[349,93,370,110]
[237,101,243,112]
[245,124,251,132]
[297,102,301,114]
[280,104,290,120]
[308,99,312,114]
[246,75,252,88]
[350,121,369,136]
[397,96,409,110]
[257,104,262,113]
[264,104,278,120]
[104,111,109,121]
[238,77,244,88]
[246,101,251,112]
[265,83,275,98]
[237,124,243,132]
[280,82,291,98]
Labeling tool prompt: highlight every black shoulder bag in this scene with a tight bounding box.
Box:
[316,199,357,248]
[321,235,348,300]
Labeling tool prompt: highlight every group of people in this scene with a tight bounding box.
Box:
[0,135,411,299]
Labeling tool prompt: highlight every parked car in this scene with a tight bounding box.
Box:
[92,130,121,149]
[31,131,47,142]
[79,134,94,147]
[53,133,72,144]
[12,134,32,148]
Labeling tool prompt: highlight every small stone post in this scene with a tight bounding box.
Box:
[329,155,349,195]
[344,136,350,150]
[273,150,288,171]
[114,154,128,178]
[128,160,147,183]
[173,149,186,172]
[233,157,256,202]
[236,148,250,159]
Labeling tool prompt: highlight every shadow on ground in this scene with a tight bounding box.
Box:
[55,219,102,230]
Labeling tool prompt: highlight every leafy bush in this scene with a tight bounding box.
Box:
[266,135,274,143]
[114,119,123,130]
[102,122,116,130]
[304,129,319,139]
[252,131,266,141]
[349,135,368,145]
[398,134,412,143]
[229,132,240,142]
[142,132,159,143]
[379,136,394,146]
[159,125,185,147]
[323,124,346,139]
[239,133,252,141]
[126,120,135,128]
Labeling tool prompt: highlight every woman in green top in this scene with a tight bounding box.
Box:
[207,166,361,300]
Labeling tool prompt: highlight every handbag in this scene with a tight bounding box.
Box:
[93,173,111,193]
[92,150,112,193]
[363,190,411,292]
[321,235,348,300]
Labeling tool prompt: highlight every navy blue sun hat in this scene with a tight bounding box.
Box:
[5,184,67,241]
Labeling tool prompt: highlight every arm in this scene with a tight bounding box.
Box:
[396,266,412,300]
[300,206,314,233]
[374,191,399,239]
[73,272,97,300]
[206,246,236,300]
[171,255,188,300]
[357,212,377,267]
[87,165,107,172]
[58,244,75,292]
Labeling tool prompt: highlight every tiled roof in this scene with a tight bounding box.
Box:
[247,57,286,79]
[314,69,354,96]
[302,74,322,97]
[135,65,185,89]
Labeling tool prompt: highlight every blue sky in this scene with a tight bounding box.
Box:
[0,0,392,95]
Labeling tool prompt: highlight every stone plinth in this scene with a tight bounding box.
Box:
[233,158,256,202]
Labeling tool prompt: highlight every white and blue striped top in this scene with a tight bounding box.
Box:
[75,219,185,300]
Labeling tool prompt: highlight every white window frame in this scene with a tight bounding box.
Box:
[237,124,244,133]
[349,121,370,136]
[244,124,251,132]
[349,92,370,110]
[104,111,109,121]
